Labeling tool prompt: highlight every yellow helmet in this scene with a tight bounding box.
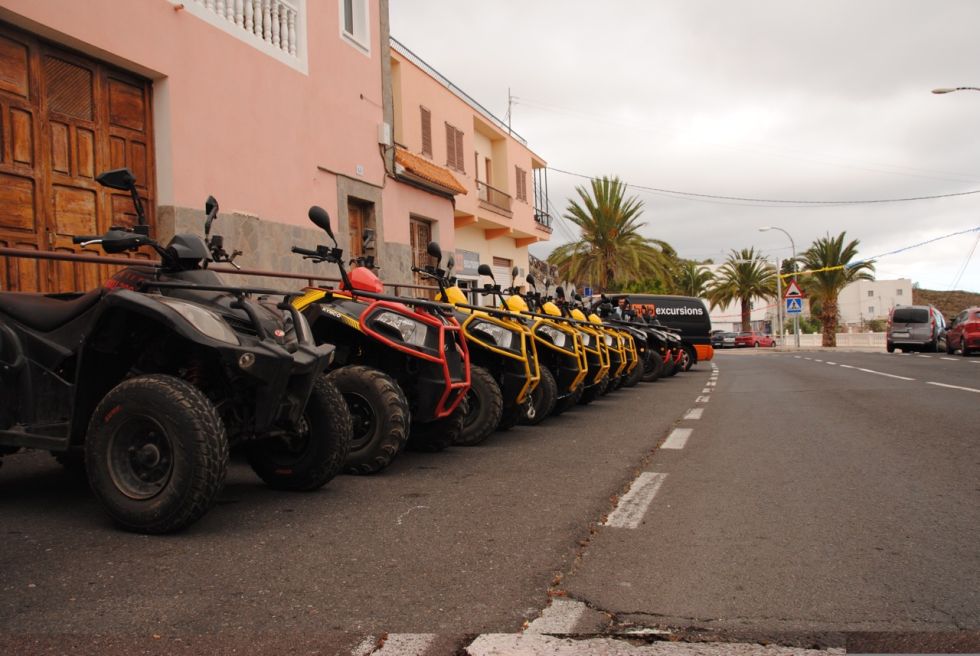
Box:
[570,308,587,321]
[542,301,561,316]
[506,295,529,313]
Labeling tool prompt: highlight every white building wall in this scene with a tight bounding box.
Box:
[837,278,913,324]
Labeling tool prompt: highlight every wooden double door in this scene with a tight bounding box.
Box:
[0,21,155,293]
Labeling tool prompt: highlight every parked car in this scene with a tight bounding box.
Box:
[945,306,980,356]
[886,305,947,353]
[711,332,737,349]
[734,331,775,348]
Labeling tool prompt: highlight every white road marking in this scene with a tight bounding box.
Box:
[794,355,802,359]
[856,367,915,381]
[604,472,667,529]
[927,381,980,394]
[706,380,716,386]
[702,387,712,393]
[684,408,703,420]
[839,364,855,369]
[918,355,932,359]
[369,634,437,655]
[814,359,823,363]
[804,357,813,360]
[662,427,692,450]
[941,357,959,361]
[525,598,588,634]
[827,361,837,365]
[695,395,710,403]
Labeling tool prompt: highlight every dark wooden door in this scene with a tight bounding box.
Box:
[0,22,155,293]
[348,201,364,260]
[409,217,433,296]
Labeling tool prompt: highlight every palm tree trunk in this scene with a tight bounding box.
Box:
[821,299,838,347]
[740,298,751,332]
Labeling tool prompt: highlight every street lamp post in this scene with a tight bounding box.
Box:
[759,226,800,348]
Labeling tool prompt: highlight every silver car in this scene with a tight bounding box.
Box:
[886,305,946,353]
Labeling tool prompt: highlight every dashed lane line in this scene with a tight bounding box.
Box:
[941,357,959,361]
[695,395,710,403]
[856,367,915,381]
[927,381,980,394]
[702,387,712,393]
[684,408,703,420]
[662,427,692,450]
[604,472,667,529]
[827,361,837,365]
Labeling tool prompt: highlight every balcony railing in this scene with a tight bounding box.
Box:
[175,0,306,71]
[533,208,553,231]
[477,180,512,214]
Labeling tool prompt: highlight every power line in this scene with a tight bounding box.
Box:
[948,231,980,290]
[548,167,980,207]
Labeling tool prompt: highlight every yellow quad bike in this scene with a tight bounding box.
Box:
[586,311,633,399]
[414,244,540,445]
[487,268,587,424]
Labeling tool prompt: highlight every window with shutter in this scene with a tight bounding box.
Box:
[455,128,464,172]
[515,166,527,201]
[445,123,464,171]
[420,106,432,156]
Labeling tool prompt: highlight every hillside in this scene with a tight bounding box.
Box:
[912,288,980,321]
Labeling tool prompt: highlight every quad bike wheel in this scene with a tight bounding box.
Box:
[579,375,608,405]
[497,400,525,431]
[641,353,663,382]
[246,374,352,490]
[85,374,228,534]
[522,366,557,425]
[408,399,467,452]
[455,365,503,446]
[682,346,695,372]
[551,382,584,415]
[327,365,410,475]
[623,357,646,387]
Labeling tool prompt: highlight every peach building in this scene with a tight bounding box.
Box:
[0,0,550,293]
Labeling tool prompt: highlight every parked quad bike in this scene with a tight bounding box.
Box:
[487,268,588,423]
[0,169,352,533]
[291,207,470,473]
[416,243,541,445]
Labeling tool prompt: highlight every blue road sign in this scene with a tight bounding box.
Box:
[584,287,593,297]
[786,297,803,315]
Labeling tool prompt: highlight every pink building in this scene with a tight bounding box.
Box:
[0,0,549,294]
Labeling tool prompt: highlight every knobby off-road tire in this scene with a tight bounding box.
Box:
[579,375,607,405]
[85,374,228,534]
[246,374,352,491]
[522,366,557,425]
[623,356,646,387]
[327,365,409,475]
[551,382,584,415]
[641,352,663,382]
[455,366,503,446]
[408,399,466,452]
[683,346,696,371]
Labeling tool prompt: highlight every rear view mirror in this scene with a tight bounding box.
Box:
[525,273,536,288]
[426,241,442,262]
[446,255,455,272]
[511,266,519,279]
[204,195,219,237]
[308,206,336,244]
[478,263,494,279]
[96,168,137,191]
[555,286,565,299]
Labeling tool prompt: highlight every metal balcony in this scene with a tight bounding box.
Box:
[477,180,512,214]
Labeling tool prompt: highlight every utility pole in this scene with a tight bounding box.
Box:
[506,88,513,135]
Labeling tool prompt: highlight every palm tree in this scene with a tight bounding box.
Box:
[798,232,874,346]
[547,176,674,291]
[705,248,777,331]
[673,261,714,297]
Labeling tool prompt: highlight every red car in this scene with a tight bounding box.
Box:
[945,306,980,356]
[735,331,776,348]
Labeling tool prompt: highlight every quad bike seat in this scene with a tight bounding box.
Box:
[0,289,103,332]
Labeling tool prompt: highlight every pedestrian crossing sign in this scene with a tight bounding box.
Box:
[785,297,803,315]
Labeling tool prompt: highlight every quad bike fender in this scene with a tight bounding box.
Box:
[71,291,334,444]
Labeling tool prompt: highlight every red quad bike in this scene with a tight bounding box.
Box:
[0,169,352,533]
[291,207,470,473]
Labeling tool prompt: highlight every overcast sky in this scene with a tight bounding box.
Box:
[390,0,980,292]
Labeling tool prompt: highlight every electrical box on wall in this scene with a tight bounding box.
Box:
[378,122,392,146]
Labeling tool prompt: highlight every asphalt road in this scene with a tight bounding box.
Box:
[1,350,978,655]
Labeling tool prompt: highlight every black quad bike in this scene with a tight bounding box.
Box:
[291,207,470,472]
[0,169,351,533]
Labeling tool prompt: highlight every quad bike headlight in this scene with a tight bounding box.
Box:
[604,334,614,346]
[536,324,568,349]
[469,319,517,350]
[372,310,429,347]
[157,298,240,345]
[580,332,593,348]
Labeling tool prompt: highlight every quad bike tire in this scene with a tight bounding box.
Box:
[522,366,557,425]
[327,365,410,475]
[623,357,646,387]
[641,353,663,382]
[246,374,352,491]
[85,374,229,534]
[551,382,584,415]
[408,399,467,452]
[579,376,608,405]
[455,365,503,446]
[682,346,695,372]
[497,401,525,431]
